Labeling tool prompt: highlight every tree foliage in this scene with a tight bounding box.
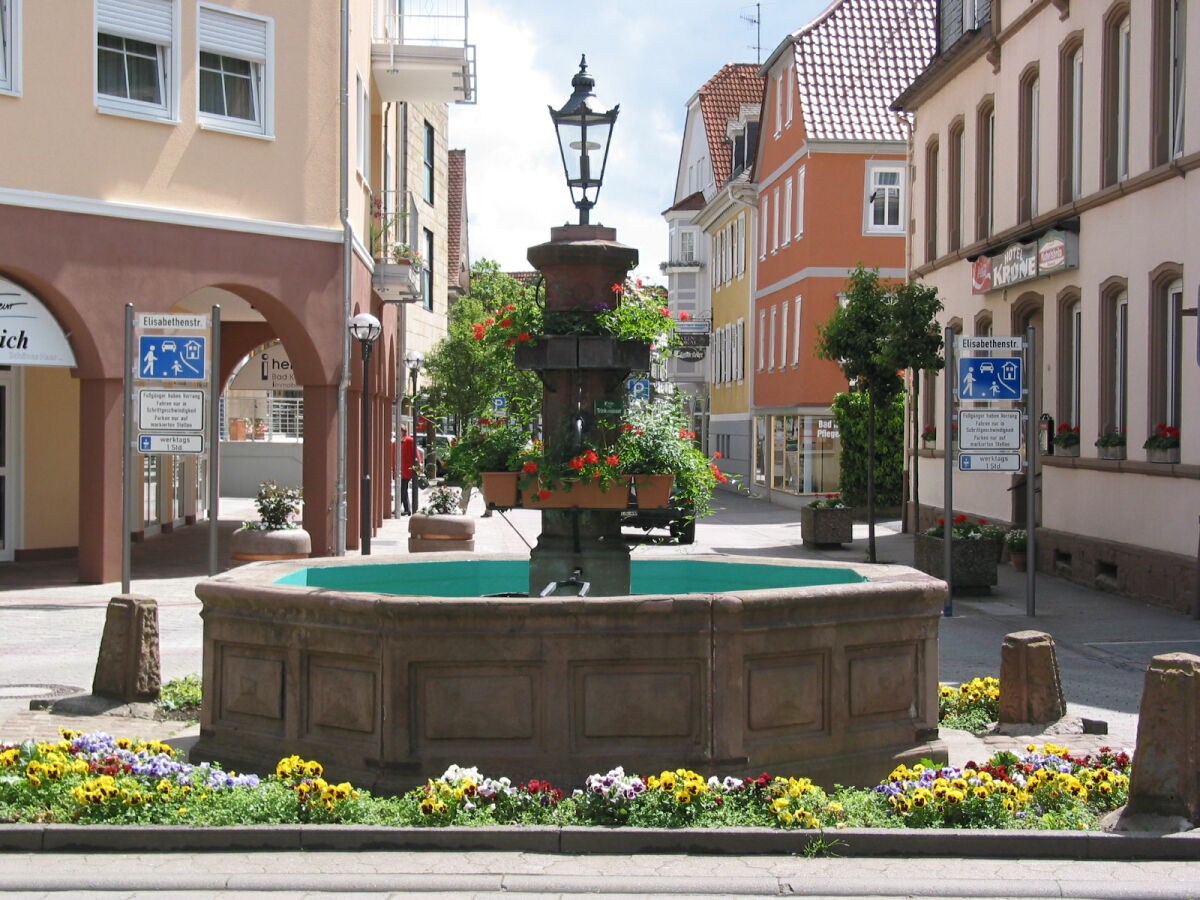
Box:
[832,391,904,508]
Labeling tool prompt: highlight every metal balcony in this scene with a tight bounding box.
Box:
[372,0,476,104]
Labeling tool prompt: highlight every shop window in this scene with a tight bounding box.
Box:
[0,0,20,95]
[1099,278,1129,435]
[1102,6,1132,186]
[1058,39,1084,203]
[975,98,995,240]
[947,118,964,252]
[1018,65,1040,222]
[754,416,767,485]
[97,0,177,120]
[1151,0,1186,165]
[924,136,939,262]
[865,162,904,234]
[198,4,272,136]
[1149,272,1184,432]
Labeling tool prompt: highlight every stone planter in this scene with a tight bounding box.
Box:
[1053,444,1080,458]
[408,514,475,553]
[800,505,853,546]
[1097,445,1126,460]
[480,472,520,508]
[230,527,311,561]
[632,474,674,508]
[1010,550,1028,572]
[1147,447,1180,464]
[522,476,632,509]
[913,533,1001,592]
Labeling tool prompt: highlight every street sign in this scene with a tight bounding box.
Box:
[959,452,1023,472]
[491,396,507,413]
[138,389,205,432]
[955,336,1025,352]
[959,409,1023,450]
[595,398,623,415]
[137,313,209,331]
[138,335,207,381]
[675,320,711,335]
[138,433,204,455]
[957,356,1022,400]
[628,378,651,399]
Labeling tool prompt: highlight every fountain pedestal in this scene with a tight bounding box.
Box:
[523,225,640,597]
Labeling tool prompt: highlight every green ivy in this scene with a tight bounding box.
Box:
[831,391,903,508]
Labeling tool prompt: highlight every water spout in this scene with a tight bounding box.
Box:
[539,568,591,597]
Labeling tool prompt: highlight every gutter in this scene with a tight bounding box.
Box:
[335,0,350,554]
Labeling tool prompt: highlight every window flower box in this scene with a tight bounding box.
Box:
[372,260,421,302]
[1097,445,1126,461]
[1147,447,1180,464]
[522,476,632,509]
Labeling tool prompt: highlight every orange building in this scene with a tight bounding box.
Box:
[749,0,934,507]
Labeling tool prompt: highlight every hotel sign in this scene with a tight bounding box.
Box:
[971,229,1079,294]
[0,278,78,367]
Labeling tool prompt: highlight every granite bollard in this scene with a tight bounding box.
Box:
[998,630,1065,727]
[92,594,160,702]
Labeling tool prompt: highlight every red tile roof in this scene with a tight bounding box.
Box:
[696,64,764,188]
[661,191,707,217]
[790,0,935,142]
[447,149,468,294]
[506,271,541,287]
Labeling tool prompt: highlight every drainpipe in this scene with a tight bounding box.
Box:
[897,110,917,534]
[335,0,351,554]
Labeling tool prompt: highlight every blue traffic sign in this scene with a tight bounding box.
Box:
[491,396,507,413]
[628,378,651,400]
[138,335,206,381]
[958,356,1022,400]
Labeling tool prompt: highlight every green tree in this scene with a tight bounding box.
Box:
[832,391,904,508]
[421,260,541,429]
[817,266,943,561]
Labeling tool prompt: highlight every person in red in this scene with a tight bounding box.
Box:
[399,424,421,515]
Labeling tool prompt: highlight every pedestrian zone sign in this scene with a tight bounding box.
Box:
[958,356,1022,400]
[138,335,206,381]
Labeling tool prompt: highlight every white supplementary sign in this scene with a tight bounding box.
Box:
[675,320,712,334]
[958,409,1023,451]
[959,453,1023,472]
[0,277,78,368]
[955,336,1025,352]
[138,433,204,455]
[138,389,205,432]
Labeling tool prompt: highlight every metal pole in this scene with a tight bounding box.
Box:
[360,341,372,556]
[122,304,134,595]
[943,326,954,616]
[208,305,221,576]
[335,0,351,556]
[410,368,419,516]
[1026,324,1038,617]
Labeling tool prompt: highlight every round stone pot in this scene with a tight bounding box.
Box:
[230,526,311,561]
[408,513,476,552]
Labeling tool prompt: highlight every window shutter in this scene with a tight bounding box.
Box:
[97,0,173,44]
[198,5,266,61]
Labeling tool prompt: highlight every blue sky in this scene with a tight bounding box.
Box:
[449,0,833,280]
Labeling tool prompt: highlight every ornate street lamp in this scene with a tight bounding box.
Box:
[404,348,424,517]
[349,312,382,555]
[549,55,619,225]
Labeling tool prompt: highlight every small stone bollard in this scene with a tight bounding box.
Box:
[1120,653,1200,826]
[998,630,1065,727]
[92,594,161,702]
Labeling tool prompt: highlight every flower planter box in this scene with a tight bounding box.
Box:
[1097,446,1126,460]
[632,474,673,508]
[371,260,421,302]
[913,533,1001,592]
[522,476,632,509]
[1147,447,1180,464]
[800,505,853,546]
[480,472,520,508]
[1054,444,1080,458]
[408,514,475,553]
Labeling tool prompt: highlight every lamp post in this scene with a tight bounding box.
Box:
[349,312,382,555]
[404,348,424,516]
[549,55,619,226]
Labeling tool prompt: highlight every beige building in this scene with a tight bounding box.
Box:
[897,0,1197,611]
[0,0,474,580]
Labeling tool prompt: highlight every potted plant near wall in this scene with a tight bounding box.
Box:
[1095,428,1127,460]
[408,486,475,552]
[913,515,1003,592]
[800,493,853,546]
[230,481,311,561]
[1052,423,1081,457]
[1005,527,1028,572]
[1143,423,1181,463]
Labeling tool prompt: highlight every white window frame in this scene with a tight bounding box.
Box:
[1026,75,1040,216]
[357,71,369,180]
[0,0,21,96]
[679,229,696,264]
[772,187,780,252]
[1165,278,1184,428]
[773,71,782,137]
[759,195,768,259]
[735,214,744,276]
[758,309,766,371]
[196,3,273,138]
[1068,300,1081,426]
[792,296,802,366]
[1168,0,1185,158]
[781,177,793,247]
[785,63,794,126]
[1070,47,1084,200]
[769,305,777,370]
[735,318,745,381]
[779,301,789,370]
[1116,16,1131,180]
[1114,291,1129,432]
[864,162,905,234]
[95,0,180,123]
[795,166,805,238]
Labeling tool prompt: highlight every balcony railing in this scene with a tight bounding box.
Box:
[372,0,476,104]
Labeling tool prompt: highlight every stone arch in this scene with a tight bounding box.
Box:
[0,265,102,379]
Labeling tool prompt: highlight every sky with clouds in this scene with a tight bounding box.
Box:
[448,0,832,282]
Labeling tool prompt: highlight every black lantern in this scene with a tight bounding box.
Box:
[349,312,382,554]
[549,55,618,225]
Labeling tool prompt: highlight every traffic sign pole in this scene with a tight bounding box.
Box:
[943,325,954,617]
[208,305,221,577]
[1026,323,1038,617]
[122,304,133,595]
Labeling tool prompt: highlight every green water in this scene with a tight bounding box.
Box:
[273,559,865,597]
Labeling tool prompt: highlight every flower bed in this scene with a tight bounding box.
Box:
[0,731,1130,831]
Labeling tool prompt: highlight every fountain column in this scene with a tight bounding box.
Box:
[521,224,642,597]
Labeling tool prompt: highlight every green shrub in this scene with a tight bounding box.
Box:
[831,391,903,508]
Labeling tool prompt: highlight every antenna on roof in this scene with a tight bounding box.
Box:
[740,2,762,65]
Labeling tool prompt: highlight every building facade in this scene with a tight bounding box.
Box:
[897,0,1197,611]
[0,0,473,580]
[750,0,935,509]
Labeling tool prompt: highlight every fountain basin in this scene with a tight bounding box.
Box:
[193,554,947,792]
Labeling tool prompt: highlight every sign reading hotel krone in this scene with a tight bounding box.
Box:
[971,229,1079,294]
[0,277,78,367]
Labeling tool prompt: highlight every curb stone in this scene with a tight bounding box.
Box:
[1,824,1197,858]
